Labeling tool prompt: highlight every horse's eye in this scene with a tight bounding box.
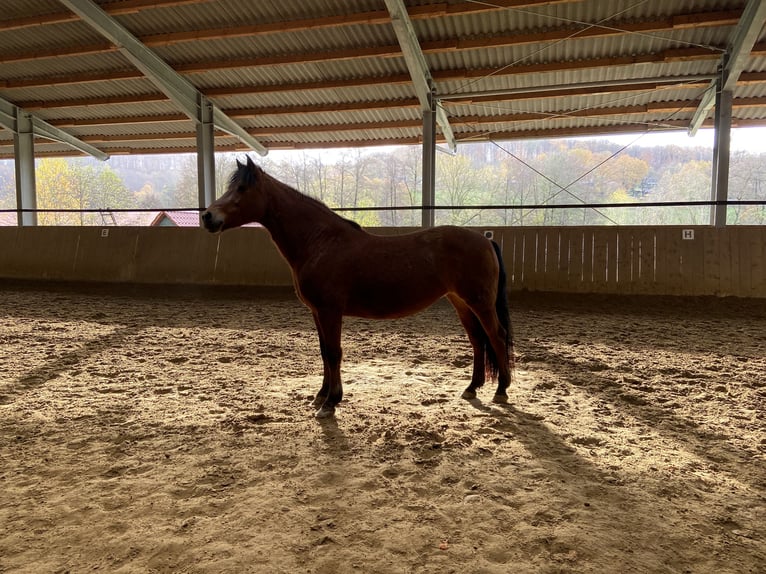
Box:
[236,185,245,194]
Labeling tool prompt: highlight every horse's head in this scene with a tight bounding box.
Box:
[202,156,266,232]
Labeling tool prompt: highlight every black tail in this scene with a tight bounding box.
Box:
[485,240,514,382]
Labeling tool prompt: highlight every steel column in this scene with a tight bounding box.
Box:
[421,92,437,228]
[197,95,216,214]
[710,88,732,227]
[14,112,37,226]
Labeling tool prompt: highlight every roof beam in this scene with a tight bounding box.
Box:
[721,0,766,92]
[43,92,766,135]
[5,44,729,93]
[440,74,717,102]
[0,96,108,160]
[4,120,723,158]
[57,0,267,156]
[46,91,766,129]
[384,0,455,150]
[12,46,733,102]
[0,0,216,31]
[3,8,736,72]
[2,0,580,34]
[688,0,766,135]
[29,118,766,159]
[59,97,766,141]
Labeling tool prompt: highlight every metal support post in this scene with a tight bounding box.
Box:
[421,91,437,228]
[197,95,216,217]
[710,88,732,227]
[14,112,37,226]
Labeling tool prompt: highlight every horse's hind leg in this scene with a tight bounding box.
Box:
[447,295,486,400]
[472,306,512,404]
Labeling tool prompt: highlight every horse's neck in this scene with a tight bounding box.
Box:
[261,181,347,268]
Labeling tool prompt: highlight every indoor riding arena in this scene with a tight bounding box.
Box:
[1,226,764,573]
[2,1,766,573]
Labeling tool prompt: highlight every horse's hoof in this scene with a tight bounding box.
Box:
[461,389,477,400]
[492,393,509,404]
[311,395,326,408]
[315,405,336,419]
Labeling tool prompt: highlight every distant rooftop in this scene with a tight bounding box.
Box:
[150,210,201,227]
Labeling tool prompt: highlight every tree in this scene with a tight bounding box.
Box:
[86,164,135,219]
[172,155,198,208]
[216,155,239,199]
[651,160,712,224]
[333,152,354,209]
[373,151,397,226]
[598,154,649,195]
[0,161,15,210]
[35,158,135,225]
[275,151,314,196]
[729,151,766,224]
[36,159,79,225]
[436,153,482,225]
[17,139,764,228]
[499,152,544,226]
[392,147,421,227]
[346,150,374,225]
[135,183,161,209]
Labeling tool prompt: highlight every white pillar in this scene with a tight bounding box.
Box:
[421,90,436,228]
[14,111,36,226]
[710,87,732,227]
[197,95,216,217]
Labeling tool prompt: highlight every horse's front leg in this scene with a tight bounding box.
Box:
[311,323,330,408]
[312,309,343,418]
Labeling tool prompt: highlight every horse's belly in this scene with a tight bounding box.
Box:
[345,282,443,319]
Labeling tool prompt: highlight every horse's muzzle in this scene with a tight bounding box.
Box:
[201,210,223,233]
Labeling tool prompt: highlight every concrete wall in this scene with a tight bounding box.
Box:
[0,225,764,297]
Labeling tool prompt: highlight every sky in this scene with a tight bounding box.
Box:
[598,127,766,152]
[263,127,766,163]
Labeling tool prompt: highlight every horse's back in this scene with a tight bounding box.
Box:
[381,225,497,272]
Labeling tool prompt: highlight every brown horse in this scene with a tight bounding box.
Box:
[202,157,513,418]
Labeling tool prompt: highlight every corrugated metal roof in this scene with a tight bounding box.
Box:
[1,0,765,158]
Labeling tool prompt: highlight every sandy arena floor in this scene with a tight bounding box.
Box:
[0,281,764,573]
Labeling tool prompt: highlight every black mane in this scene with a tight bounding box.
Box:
[230,161,259,189]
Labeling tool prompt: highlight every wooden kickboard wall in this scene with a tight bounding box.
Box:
[0,226,763,297]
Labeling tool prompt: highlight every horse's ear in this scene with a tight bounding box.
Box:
[246,156,256,170]
[236,158,244,169]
